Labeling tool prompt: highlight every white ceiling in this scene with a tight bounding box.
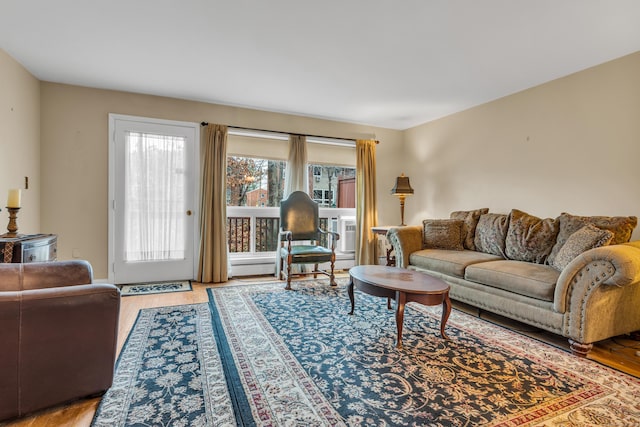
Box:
[2,1,640,130]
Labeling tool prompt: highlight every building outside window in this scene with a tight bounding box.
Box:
[308,164,355,208]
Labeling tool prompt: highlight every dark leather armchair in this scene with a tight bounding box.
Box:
[278,191,340,290]
[0,260,120,421]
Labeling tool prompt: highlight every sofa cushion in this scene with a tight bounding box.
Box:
[474,213,509,258]
[450,208,489,251]
[550,224,614,271]
[465,260,560,302]
[410,249,503,278]
[505,209,559,264]
[422,219,465,250]
[547,212,637,265]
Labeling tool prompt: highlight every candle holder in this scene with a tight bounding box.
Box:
[4,207,20,238]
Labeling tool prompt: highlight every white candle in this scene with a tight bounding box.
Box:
[7,189,21,208]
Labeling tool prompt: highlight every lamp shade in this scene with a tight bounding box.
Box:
[391,173,414,195]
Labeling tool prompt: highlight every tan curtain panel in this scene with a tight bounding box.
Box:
[356,139,379,265]
[284,134,308,197]
[198,124,228,283]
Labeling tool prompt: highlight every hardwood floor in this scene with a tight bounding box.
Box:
[3,277,639,426]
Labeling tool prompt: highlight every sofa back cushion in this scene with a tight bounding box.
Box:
[422,219,465,250]
[450,208,489,251]
[550,224,614,271]
[505,209,559,264]
[474,213,509,258]
[547,212,637,265]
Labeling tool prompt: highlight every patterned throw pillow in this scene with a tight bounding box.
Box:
[422,219,465,250]
[450,208,489,251]
[547,212,637,265]
[551,224,614,271]
[505,209,559,264]
[474,213,509,258]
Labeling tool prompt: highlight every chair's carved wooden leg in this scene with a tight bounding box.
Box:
[314,263,318,279]
[329,257,337,287]
[285,256,293,290]
[568,339,593,357]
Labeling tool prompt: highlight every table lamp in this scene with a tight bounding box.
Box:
[391,173,414,226]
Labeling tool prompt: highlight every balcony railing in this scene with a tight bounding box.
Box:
[227,206,355,256]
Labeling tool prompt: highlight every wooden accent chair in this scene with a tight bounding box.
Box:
[278,191,340,290]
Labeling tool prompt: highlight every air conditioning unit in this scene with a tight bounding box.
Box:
[338,216,356,252]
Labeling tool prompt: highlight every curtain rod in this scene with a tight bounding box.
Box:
[200,122,378,144]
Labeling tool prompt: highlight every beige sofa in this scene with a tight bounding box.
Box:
[387,209,640,356]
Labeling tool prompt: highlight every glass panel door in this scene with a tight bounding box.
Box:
[109,115,198,284]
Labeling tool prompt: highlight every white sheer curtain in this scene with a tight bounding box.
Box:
[124,131,186,261]
[283,134,308,197]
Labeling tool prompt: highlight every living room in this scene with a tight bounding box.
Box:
[3,50,640,279]
[2,2,640,425]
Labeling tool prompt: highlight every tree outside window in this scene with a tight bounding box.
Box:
[227,156,285,207]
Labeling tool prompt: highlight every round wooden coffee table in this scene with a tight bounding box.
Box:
[348,265,451,349]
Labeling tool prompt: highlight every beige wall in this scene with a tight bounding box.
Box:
[9,47,639,279]
[40,83,403,278]
[403,51,640,240]
[0,49,40,233]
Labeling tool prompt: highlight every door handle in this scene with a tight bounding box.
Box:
[186,210,192,216]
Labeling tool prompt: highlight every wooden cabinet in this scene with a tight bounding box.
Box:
[0,234,58,263]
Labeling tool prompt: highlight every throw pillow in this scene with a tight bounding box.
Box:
[505,209,559,264]
[422,219,465,250]
[474,213,509,258]
[551,224,614,271]
[450,208,489,251]
[547,212,637,265]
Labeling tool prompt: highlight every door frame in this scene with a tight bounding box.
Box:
[107,114,200,284]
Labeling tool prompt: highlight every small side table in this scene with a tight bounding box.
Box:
[371,226,399,266]
[0,234,58,263]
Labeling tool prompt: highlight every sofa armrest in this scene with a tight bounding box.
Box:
[0,260,93,292]
[386,226,422,268]
[555,241,640,313]
[0,283,120,420]
[553,241,640,345]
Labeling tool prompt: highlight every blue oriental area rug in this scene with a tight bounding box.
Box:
[92,304,239,427]
[93,280,640,426]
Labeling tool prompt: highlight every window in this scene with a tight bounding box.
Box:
[225,131,357,276]
[313,165,322,182]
